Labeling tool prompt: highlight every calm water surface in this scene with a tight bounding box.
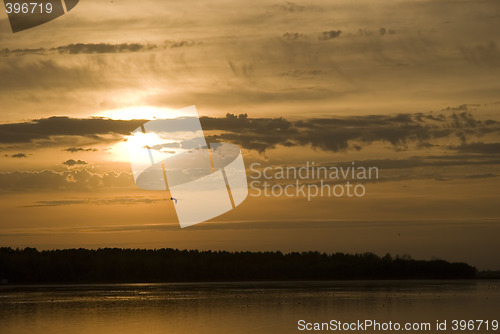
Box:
[0,281,499,334]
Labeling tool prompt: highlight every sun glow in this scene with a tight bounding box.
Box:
[127,132,184,158]
[94,106,196,163]
[95,106,189,121]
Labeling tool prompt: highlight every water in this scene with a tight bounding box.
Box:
[0,281,499,334]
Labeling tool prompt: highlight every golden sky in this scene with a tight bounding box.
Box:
[0,0,499,269]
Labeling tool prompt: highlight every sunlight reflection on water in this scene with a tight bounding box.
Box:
[0,281,499,334]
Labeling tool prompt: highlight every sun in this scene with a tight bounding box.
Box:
[93,106,194,163]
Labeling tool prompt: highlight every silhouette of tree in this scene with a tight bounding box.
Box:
[0,247,477,284]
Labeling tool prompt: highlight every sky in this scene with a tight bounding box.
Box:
[0,0,499,269]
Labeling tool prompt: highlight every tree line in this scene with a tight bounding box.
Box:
[0,247,477,284]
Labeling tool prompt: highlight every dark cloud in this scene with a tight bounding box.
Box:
[265,157,500,184]
[10,153,28,158]
[0,47,46,56]
[464,173,497,179]
[201,111,499,153]
[414,113,446,122]
[0,41,197,57]
[63,159,88,166]
[319,30,342,40]
[451,142,500,154]
[339,155,500,171]
[53,43,154,54]
[0,112,498,155]
[63,147,98,153]
[443,104,470,111]
[379,28,396,36]
[0,116,145,144]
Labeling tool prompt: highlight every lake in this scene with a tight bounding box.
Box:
[1,281,499,334]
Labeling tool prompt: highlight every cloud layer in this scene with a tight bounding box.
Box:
[0,169,134,192]
[0,117,144,144]
[1,111,498,155]
[201,110,500,153]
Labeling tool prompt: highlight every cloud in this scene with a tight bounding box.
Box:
[0,43,155,56]
[247,156,500,185]
[1,0,498,119]
[280,69,324,77]
[3,218,499,236]
[164,40,200,48]
[275,2,305,13]
[62,147,98,153]
[0,58,102,90]
[24,196,167,207]
[464,173,497,179]
[0,41,198,57]
[0,111,498,155]
[200,111,499,153]
[460,42,500,67]
[1,153,497,193]
[282,32,303,40]
[442,104,470,112]
[451,142,500,155]
[379,27,396,36]
[0,169,134,192]
[63,159,88,166]
[319,30,342,40]
[0,47,46,56]
[53,43,155,54]
[339,155,500,171]
[10,153,28,158]
[0,116,144,144]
